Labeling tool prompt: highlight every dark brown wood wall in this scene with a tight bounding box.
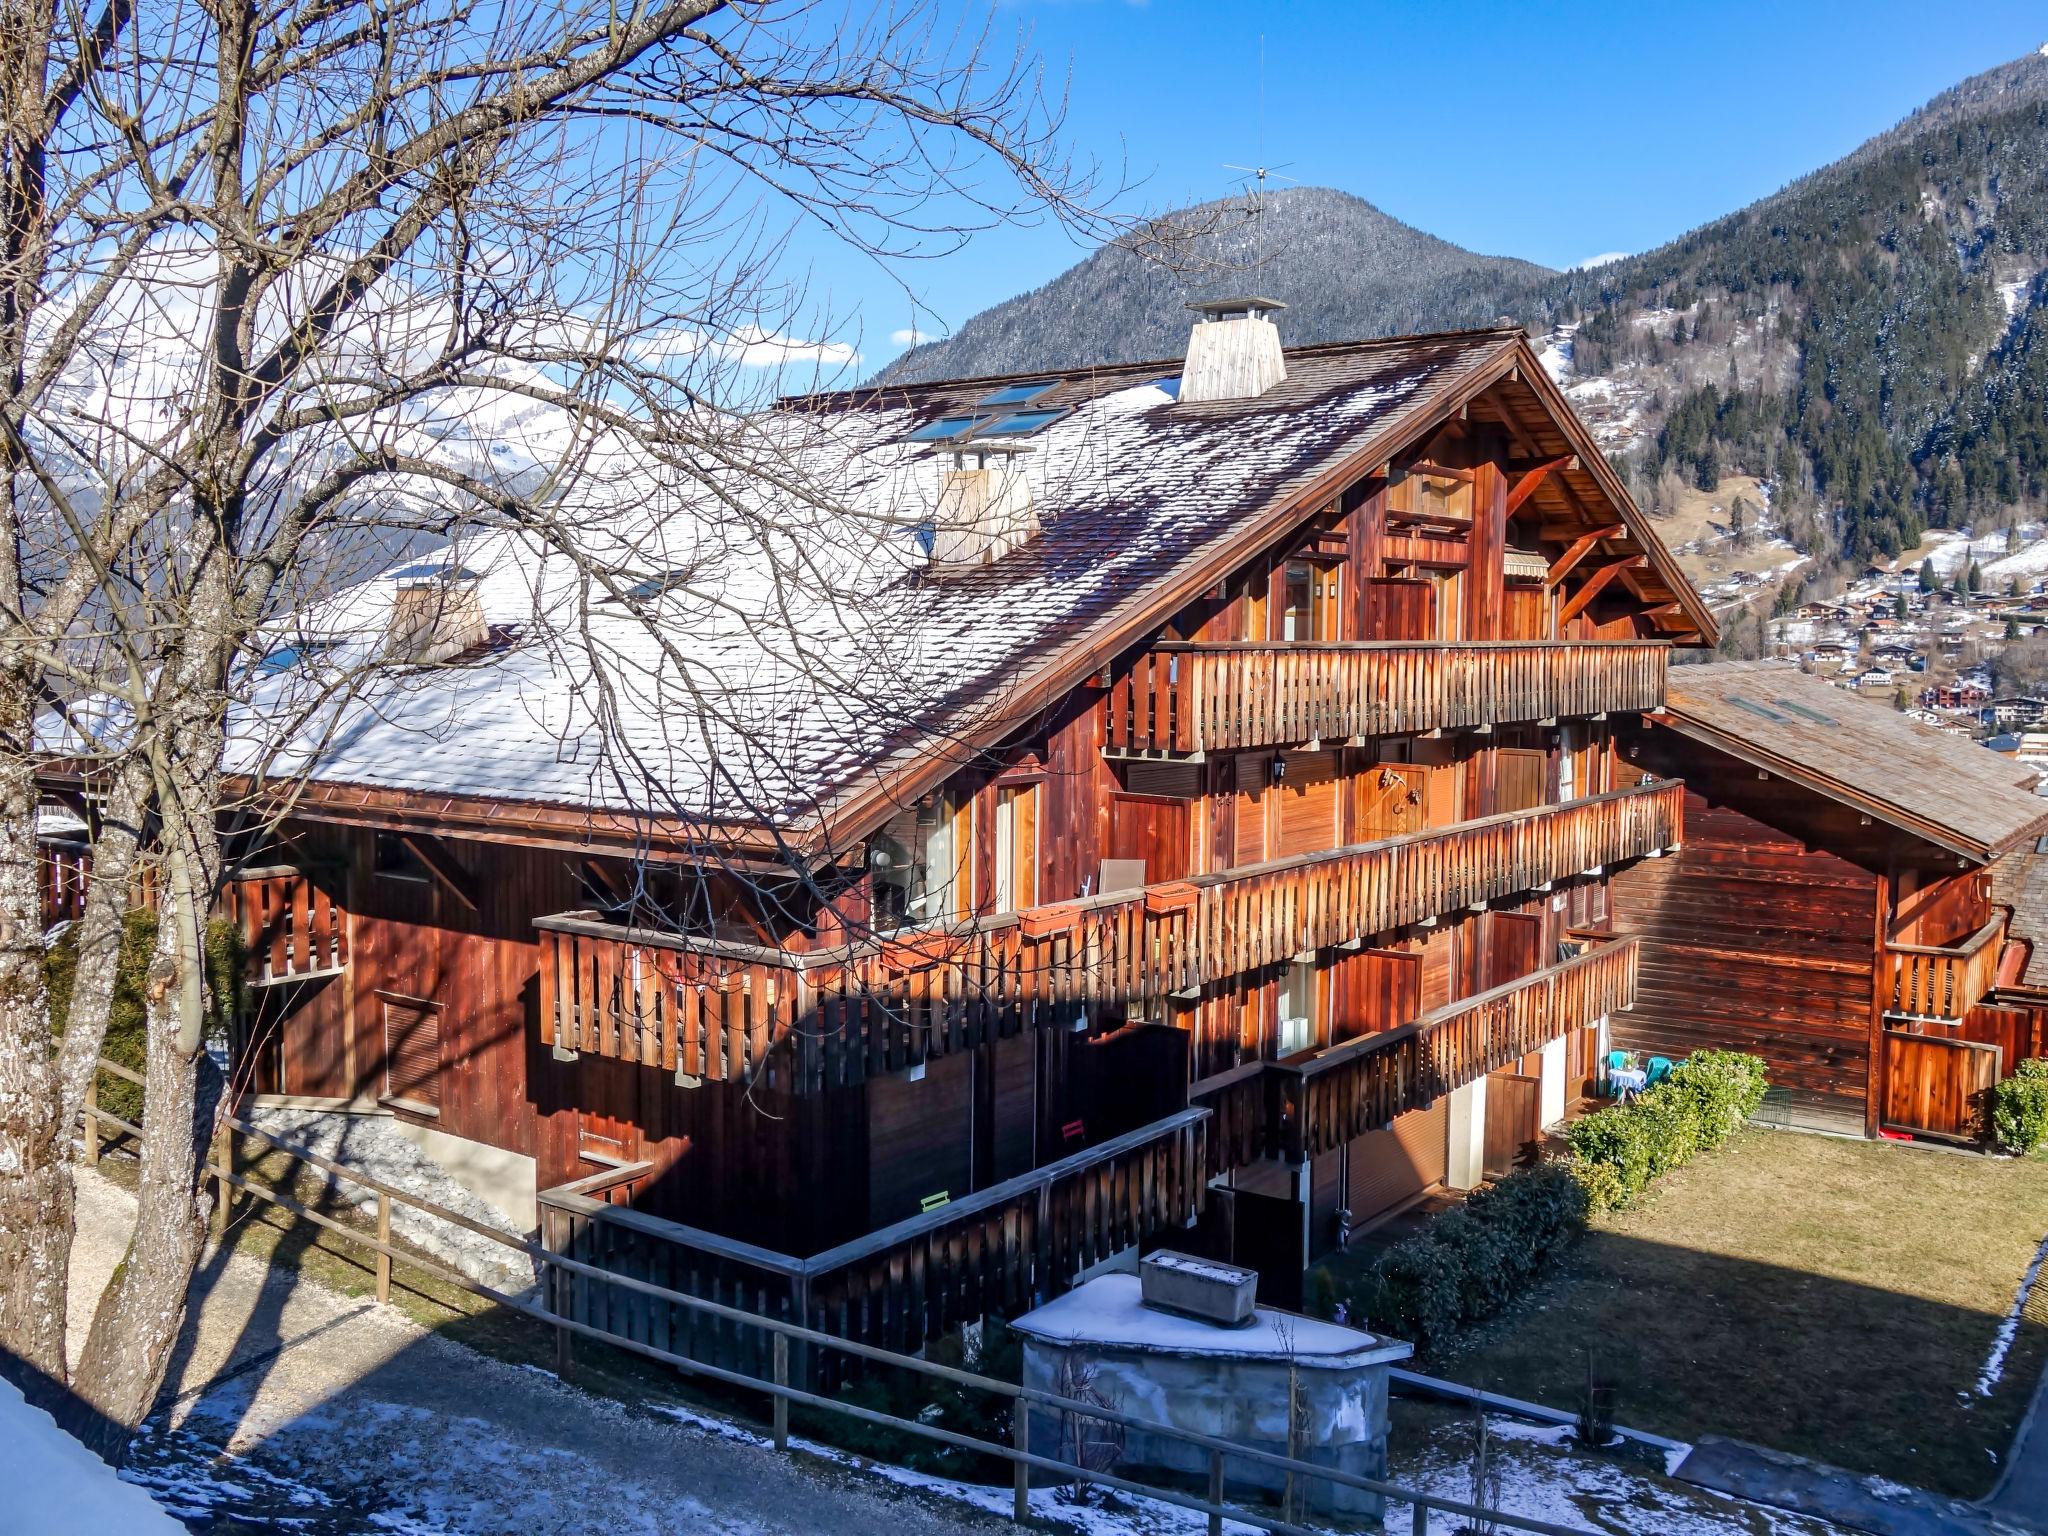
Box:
[1606,777,1881,1121]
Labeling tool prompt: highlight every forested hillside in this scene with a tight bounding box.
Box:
[882,49,2048,625]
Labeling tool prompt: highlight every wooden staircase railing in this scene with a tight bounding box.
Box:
[537,780,1682,1093]
[1105,639,1668,755]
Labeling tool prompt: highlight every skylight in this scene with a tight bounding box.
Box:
[259,639,339,674]
[975,380,1055,407]
[389,561,480,583]
[605,569,692,602]
[1725,695,1790,724]
[906,414,989,443]
[978,407,1066,438]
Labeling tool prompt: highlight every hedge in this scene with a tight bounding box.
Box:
[1312,1161,1589,1347]
[1564,1049,1768,1213]
[1993,1059,2048,1156]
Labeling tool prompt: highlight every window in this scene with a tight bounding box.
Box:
[978,407,1066,438]
[993,783,1039,913]
[907,414,989,443]
[1280,561,1313,641]
[373,831,430,882]
[602,569,692,602]
[1277,958,1318,1056]
[871,789,970,926]
[975,381,1056,407]
[382,996,441,1113]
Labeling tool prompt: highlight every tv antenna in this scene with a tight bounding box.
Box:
[1222,35,1298,265]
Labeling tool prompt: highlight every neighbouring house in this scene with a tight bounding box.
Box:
[1993,695,2048,727]
[41,312,1713,1356]
[1605,661,2048,1140]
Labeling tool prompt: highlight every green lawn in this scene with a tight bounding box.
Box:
[1414,1129,2048,1499]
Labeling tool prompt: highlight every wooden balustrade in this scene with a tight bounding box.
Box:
[1273,937,1640,1163]
[39,839,90,927]
[1106,640,1668,755]
[225,865,349,986]
[537,1108,1208,1387]
[538,780,1682,1093]
[1886,914,2006,1021]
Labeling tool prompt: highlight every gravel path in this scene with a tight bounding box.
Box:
[68,1170,1010,1536]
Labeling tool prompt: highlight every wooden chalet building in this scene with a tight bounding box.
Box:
[1606,661,2048,1141]
[53,308,1716,1355]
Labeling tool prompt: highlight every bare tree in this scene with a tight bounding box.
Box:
[0,0,1134,1454]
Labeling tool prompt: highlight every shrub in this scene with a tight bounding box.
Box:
[46,910,244,1126]
[1993,1059,2048,1156]
[1566,1050,1767,1211]
[1344,1161,1589,1347]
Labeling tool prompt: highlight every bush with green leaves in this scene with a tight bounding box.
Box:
[46,909,244,1125]
[1992,1059,2048,1156]
[1566,1050,1767,1212]
[1339,1161,1589,1347]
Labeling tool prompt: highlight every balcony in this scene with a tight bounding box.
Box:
[1274,936,1639,1163]
[1105,639,1669,756]
[536,779,1681,1092]
[539,1106,1208,1382]
[225,866,349,986]
[1885,913,2006,1023]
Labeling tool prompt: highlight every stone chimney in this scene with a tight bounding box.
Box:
[386,568,486,664]
[1179,296,1287,404]
[924,444,1037,570]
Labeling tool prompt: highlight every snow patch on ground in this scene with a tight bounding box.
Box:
[0,1374,191,1533]
[1977,1230,2048,1397]
[244,1107,536,1293]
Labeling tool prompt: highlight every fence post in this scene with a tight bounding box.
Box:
[211,1122,232,1238]
[83,1075,99,1167]
[1206,1448,1224,1536]
[1012,1394,1030,1523]
[772,1332,789,1453]
[376,1192,392,1305]
[1410,1498,1427,1535]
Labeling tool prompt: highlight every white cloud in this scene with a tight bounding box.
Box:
[724,325,860,369]
[890,327,929,347]
[1572,251,1630,271]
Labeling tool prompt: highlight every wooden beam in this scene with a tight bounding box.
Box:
[1505,455,1576,517]
[582,857,632,904]
[1398,460,1475,483]
[1557,557,1643,625]
[400,832,480,912]
[1545,526,1626,589]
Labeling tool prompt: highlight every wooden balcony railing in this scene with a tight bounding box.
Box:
[538,1107,1208,1385]
[1105,639,1669,755]
[537,780,1681,1093]
[1886,914,2006,1022]
[224,866,348,986]
[1197,937,1639,1167]
[39,839,90,927]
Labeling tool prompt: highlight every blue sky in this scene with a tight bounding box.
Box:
[777,1,2048,374]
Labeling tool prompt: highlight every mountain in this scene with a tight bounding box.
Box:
[877,188,1553,382]
[881,49,2048,648]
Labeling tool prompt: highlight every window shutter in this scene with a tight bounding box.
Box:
[1124,760,1202,799]
[383,998,441,1112]
[1276,750,1339,858]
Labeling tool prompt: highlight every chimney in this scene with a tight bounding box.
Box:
[386,568,486,664]
[924,444,1037,570]
[1179,296,1287,404]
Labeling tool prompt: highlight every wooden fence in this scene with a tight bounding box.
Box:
[1105,640,1668,755]
[1880,1029,2001,1143]
[79,1057,1594,1536]
[538,779,1681,1092]
[539,1108,1210,1383]
[39,839,90,926]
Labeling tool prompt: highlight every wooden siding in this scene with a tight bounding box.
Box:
[1608,791,1879,1120]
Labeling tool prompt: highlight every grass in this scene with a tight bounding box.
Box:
[1415,1128,2048,1499]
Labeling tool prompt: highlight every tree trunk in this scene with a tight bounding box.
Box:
[0,667,70,1384]
[63,891,220,1460]
[52,760,151,1134]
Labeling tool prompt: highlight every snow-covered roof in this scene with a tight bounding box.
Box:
[231,328,1683,850]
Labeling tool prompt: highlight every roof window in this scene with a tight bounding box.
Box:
[975,380,1056,407]
[978,407,1066,438]
[603,569,692,602]
[907,414,989,443]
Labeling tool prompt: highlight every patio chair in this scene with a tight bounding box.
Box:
[1603,1049,1633,1096]
[1646,1056,1674,1087]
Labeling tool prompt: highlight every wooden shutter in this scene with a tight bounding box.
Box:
[1125,760,1202,799]
[1495,748,1549,814]
[1364,578,1433,641]
[1344,1097,1448,1224]
[1233,754,1269,866]
[868,1052,971,1224]
[382,997,441,1112]
[1276,750,1339,859]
